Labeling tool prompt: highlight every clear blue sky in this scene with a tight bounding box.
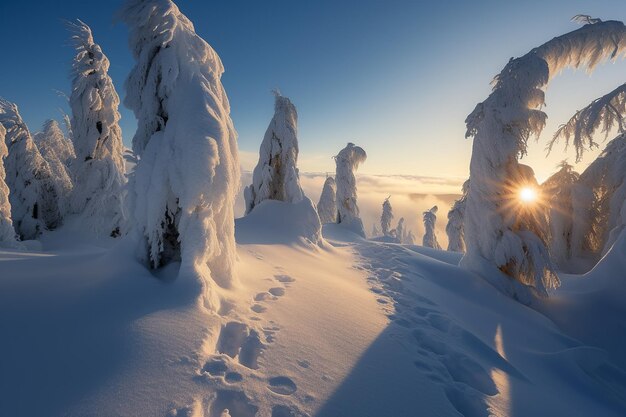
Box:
[1,0,625,182]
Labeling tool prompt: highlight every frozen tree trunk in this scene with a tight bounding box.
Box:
[422,206,441,250]
[68,20,126,237]
[121,0,240,307]
[462,20,626,295]
[541,162,580,269]
[0,99,60,239]
[380,197,393,237]
[317,176,337,224]
[244,93,304,214]
[446,180,469,253]
[34,120,74,217]
[335,143,367,237]
[0,124,18,246]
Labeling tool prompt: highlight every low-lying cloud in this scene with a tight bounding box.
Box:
[236,171,465,248]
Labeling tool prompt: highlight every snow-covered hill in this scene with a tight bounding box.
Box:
[1,202,625,417]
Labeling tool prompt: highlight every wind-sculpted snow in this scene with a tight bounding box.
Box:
[446,180,468,253]
[335,142,367,237]
[423,206,441,250]
[317,176,337,224]
[244,93,304,214]
[121,0,240,308]
[68,20,126,237]
[0,98,60,239]
[463,20,626,295]
[34,120,74,217]
[0,124,18,247]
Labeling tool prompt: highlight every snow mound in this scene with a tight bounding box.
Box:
[235,198,322,246]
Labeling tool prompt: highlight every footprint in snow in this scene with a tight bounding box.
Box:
[274,274,295,284]
[267,376,297,395]
[269,287,285,297]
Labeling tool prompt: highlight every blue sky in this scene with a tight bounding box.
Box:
[1,0,625,182]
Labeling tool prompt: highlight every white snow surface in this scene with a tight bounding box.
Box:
[1,213,626,416]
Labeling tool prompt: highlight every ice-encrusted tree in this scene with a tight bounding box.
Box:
[381,197,393,237]
[422,206,441,250]
[395,217,406,243]
[446,180,469,253]
[462,19,626,295]
[406,230,416,245]
[0,124,18,246]
[317,175,337,224]
[335,143,367,237]
[550,82,626,256]
[541,161,580,268]
[0,99,61,239]
[244,93,304,214]
[68,20,126,236]
[121,0,240,301]
[371,223,381,238]
[33,120,74,216]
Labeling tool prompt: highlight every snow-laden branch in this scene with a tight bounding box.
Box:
[550,83,626,161]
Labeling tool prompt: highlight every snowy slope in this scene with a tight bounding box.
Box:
[0,207,625,416]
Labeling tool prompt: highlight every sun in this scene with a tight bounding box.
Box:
[519,186,537,203]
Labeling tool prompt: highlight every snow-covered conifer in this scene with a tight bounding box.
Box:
[381,197,393,237]
[371,223,381,238]
[462,20,626,294]
[68,20,126,236]
[446,180,469,253]
[335,143,367,237]
[33,120,74,216]
[244,93,303,214]
[317,176,337,224]
[0,124,18,246]
[0,99,60,239]
[541,161,580,268]
[395,217,405,243]
[406,230,416,245]
[121,0,240,302]
[422,206,441,250]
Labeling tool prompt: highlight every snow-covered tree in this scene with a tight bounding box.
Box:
[0,124,18,246]
[395,217,406,243]
[33,120,74,216]
[335,143,367,237]
[244,93,304,214]
[0,98,61,239]
[541,161,580,268]
[462,19,626,295]
[121,0,240,303]
[406,230,416,245]
[551,82,626,257]
[380,197,393,237]
[68,20,126,236]
[371,223,381,238]
[446,180,469,253]
[422,206,441,250]
[317,176,337,224]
